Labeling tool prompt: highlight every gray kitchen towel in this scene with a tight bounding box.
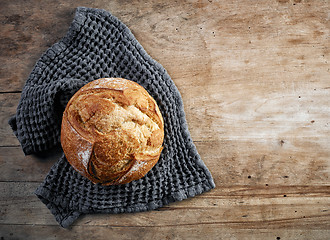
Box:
[9,7,215,228]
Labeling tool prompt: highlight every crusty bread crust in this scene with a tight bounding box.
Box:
[61,78,164,185]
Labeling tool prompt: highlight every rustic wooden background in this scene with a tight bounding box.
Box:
[0,0,329,239]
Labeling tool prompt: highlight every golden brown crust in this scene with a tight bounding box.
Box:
[61,78,164,185]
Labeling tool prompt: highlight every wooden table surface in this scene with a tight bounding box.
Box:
[1,0,329,239]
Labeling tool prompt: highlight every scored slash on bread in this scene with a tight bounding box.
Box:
[61,78,164,185]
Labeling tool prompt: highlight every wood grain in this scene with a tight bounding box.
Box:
[0,93,20,146]
[0,225,328,240]
[0,0,329,239]
[1,182,329,227]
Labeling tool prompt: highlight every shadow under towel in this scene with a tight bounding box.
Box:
[9,7,215,228]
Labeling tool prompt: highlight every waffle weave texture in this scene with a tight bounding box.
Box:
[9,7,215,228]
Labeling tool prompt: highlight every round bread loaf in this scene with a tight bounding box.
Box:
[61,78,164,185]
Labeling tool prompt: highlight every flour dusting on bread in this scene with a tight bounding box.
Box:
[61,78,164,185]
